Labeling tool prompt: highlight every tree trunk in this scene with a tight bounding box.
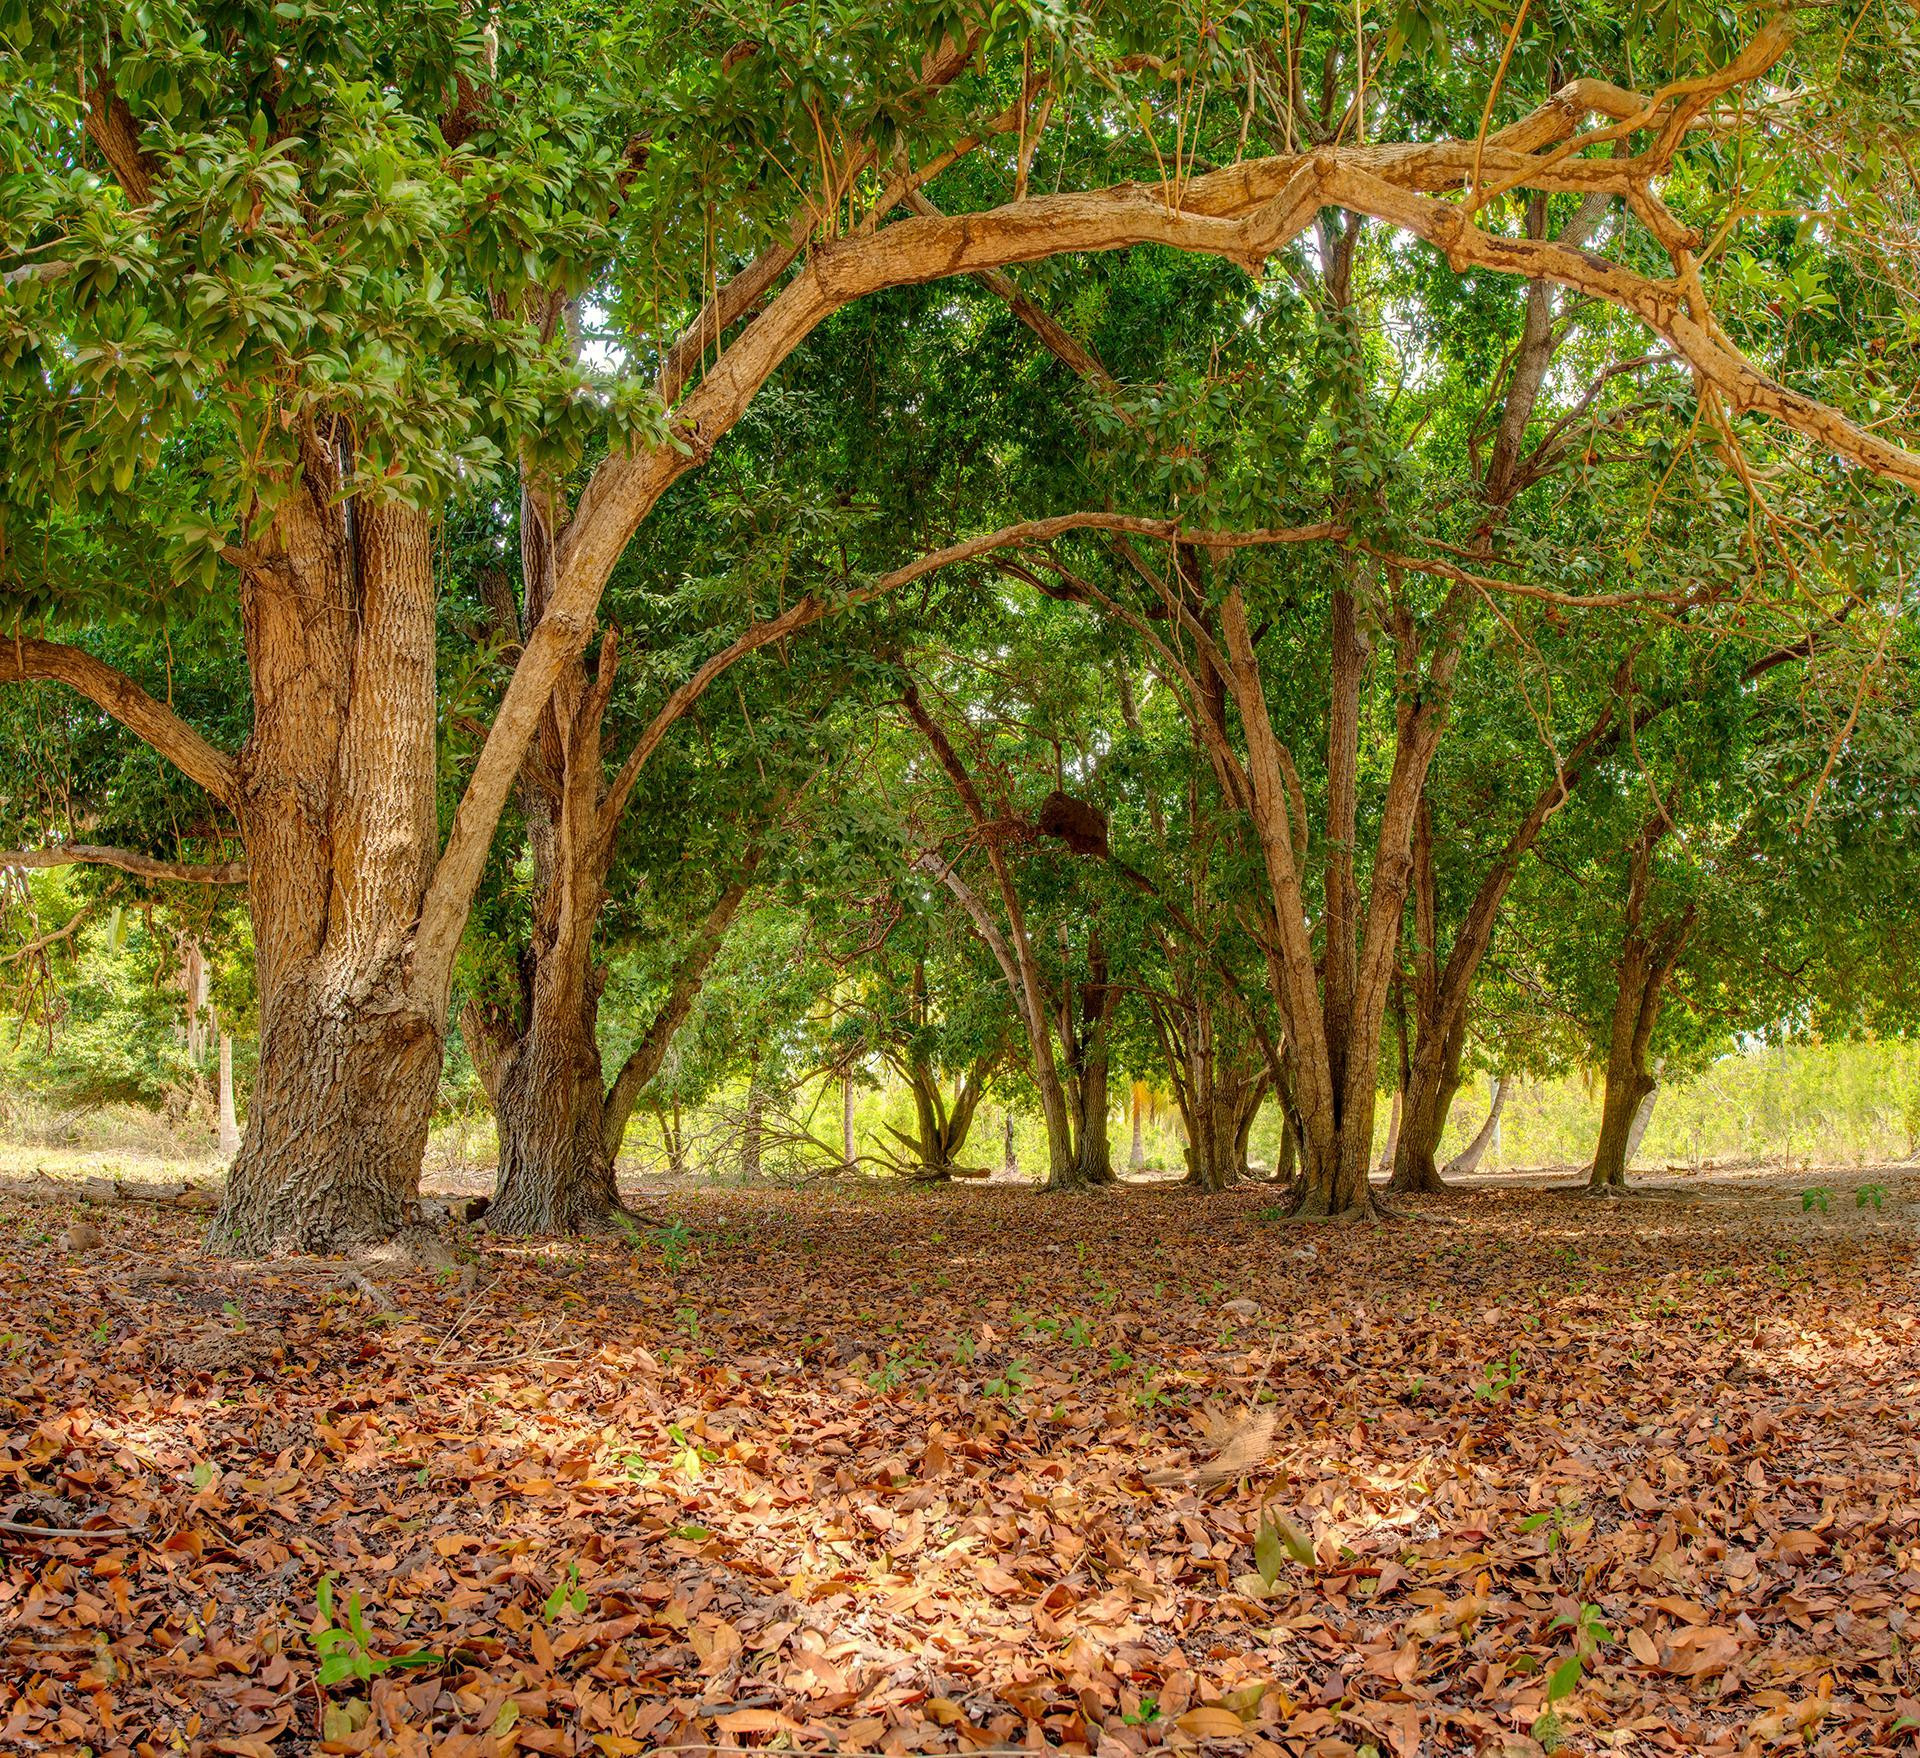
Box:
[1624,1075,1661,1166]
[1590,819,1693,1194]
[1442,1073,1507,1178]
[488,964,620,1234]
[742,1062,767,1180]
[214,959,443,1252]
[842,1075,857,1171]
[209,487,447,1256]
[1128,1085,1147,1172]
[217,1032,241,1159]
[896,1054,992,1177]
[1275,1108,1299,1184]
[1068,937,1118,1186]
[1390,1016,1466,1194]
[1004,1111,1018,1177]
[1375,1085,1403,1173]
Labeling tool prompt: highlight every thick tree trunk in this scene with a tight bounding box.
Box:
[1442,1073,1507,1178]
[217,1032,241,1159]
[210,490,445,1256]
[214,959,443,1252]
[1390,1018,1465,1194]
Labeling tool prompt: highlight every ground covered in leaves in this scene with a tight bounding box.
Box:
[4,1169,1920,1757]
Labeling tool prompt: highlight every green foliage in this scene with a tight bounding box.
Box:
[311,1575,440,1690]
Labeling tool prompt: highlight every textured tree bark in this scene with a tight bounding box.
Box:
[215,957,444,1253]
[842,1077,857,1172]
[210,482,447,1256]
[488,958,620,1234]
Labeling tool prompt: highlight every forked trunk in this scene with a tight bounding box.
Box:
[209,486,445,1256]
[895,1053,992,1178]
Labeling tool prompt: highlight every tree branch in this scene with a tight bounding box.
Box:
[418,20,1917,992]
[0,636,241,808]
[0,844,246,884]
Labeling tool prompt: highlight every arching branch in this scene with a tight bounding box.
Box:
[0,637,241,808]
[0,844,247,884]
[421,21,1919,989]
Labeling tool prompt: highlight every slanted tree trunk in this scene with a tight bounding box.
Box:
[217,1032,241,1159]
[1590,816,1694,1194]
[1442,1073,1507,1178]
[1624,1073,1662,1166]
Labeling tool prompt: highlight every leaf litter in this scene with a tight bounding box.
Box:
[2,1175,1919,1757]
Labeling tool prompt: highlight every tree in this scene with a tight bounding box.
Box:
[4,2,1915,1249]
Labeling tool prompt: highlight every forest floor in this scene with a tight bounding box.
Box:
[2,1167,1918,1758]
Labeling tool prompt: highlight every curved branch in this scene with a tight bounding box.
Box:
[0,636,241,807]
[0,844,247,884]
[597,512,1340,836]
[421,22,1918,989]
